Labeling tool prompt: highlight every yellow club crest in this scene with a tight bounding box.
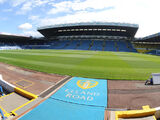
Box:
[77,80,99,89]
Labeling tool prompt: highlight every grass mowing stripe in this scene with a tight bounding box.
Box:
[0,55,84,75]
[114,52,160,79]
[74,51,145,80]
[0,53,139,79]
[0,50,159,80]
[0,56,78,68]
[0,51,93,59]
[0,49,97,56]
[114,52,150,79]
[0,52,87,65]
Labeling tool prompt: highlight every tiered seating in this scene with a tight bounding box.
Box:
[147,50,157,55]
[127,41,137,52]
[116,41,130,52]
[77,40,91,50]
[24,45,51,49]
[0,39,137,53]
[51,40,69,49]
[64,40,80,49]
[104,41,117,51]
[90,41,103,51]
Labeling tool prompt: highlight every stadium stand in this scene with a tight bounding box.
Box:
[90,40,103,51]
[0,38,138,52]
[116,41,129,52]
[133,33,160,55]
[1,22,159,55]
[64,40,79,49]
[127,41,137,52]
[77,40,92,50]
[104,41,117,51]
[35,22,139,52]
[51,40,69,49]
[43,39,137,52]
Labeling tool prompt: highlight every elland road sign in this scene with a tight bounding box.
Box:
[51,77,107,107]
[20,77,107,120]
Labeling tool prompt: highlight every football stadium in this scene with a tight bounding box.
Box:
[0,22,160,120]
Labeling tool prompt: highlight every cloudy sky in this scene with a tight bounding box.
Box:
[0,0,160,37]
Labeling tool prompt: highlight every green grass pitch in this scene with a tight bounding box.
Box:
[0,49,160,80]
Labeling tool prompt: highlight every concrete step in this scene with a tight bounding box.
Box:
[0,92,29,113]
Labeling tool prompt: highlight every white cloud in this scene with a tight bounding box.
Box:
[16,2,32,14]
[33,0,51,6]
[40,0,160,37]
[48,0,115,14]
[11,0,27,7]
[11,0,52,7]
[0,0,5,4]
[71,0,115,11]
[21,2,32,11]
[111,0,160,37]
[29,15,39,21]
[12,0,52,14]
[40,10,119,27]
[5,0,160,37]
[18,23,33,30]
[48,7,71,15]
[48,1,72,14]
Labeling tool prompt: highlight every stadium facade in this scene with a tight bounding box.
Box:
[0,22,159,55]
[37,22,138,38]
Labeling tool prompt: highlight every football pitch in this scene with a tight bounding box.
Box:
[0,49,160,80]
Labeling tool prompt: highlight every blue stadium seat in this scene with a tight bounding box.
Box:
[104,41,117,51]
[127,41,137,52]
[77,40,91,50]
[52,40,69,49]
[64,40,80,50]
[90,40,103,51]
[116,41,130,52]
[0,38,137,53]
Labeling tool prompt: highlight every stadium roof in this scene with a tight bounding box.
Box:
[0,34,30,40]
[38,22,139,38]
[134,32,160,42]
[0,34,46,42]
[38,22,138,30]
